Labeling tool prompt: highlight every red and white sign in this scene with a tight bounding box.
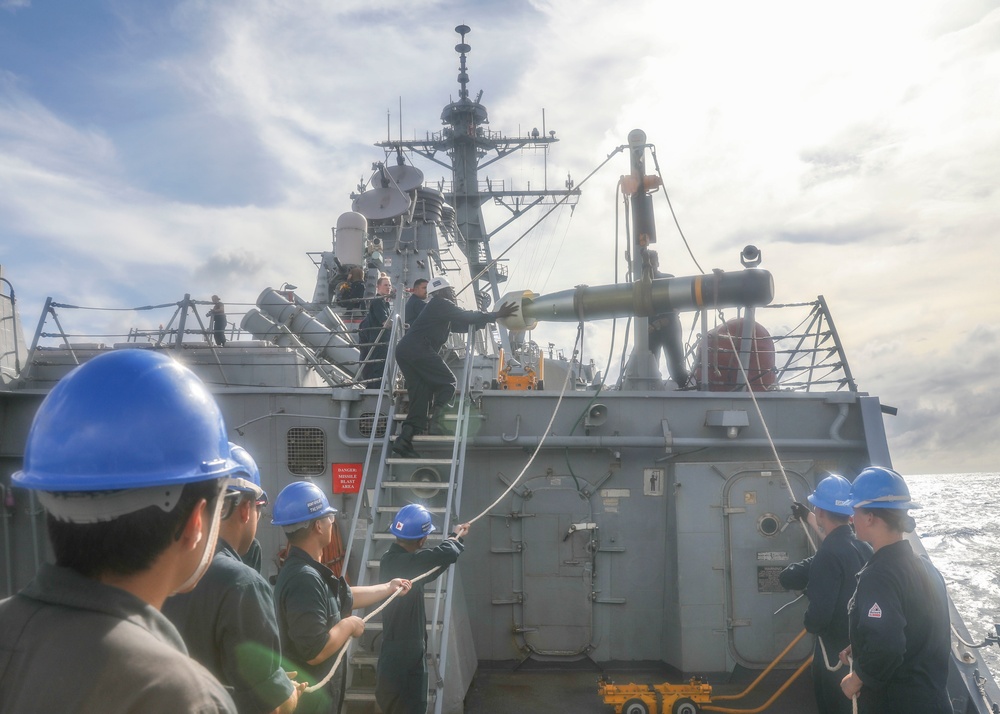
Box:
[332,463,363,494]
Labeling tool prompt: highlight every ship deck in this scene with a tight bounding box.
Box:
[464,659,817,713]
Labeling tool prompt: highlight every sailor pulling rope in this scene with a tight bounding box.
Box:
[305,322,584,694]
[715,313,857,712]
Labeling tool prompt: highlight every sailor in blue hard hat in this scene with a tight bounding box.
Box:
[271,481,410,714]
[0,349,239,712]
[389,503,438,540]
[228,442,267,573]
[376,505,471,714]
[163,442,305,713]
[838,467,952,713]
[788,473,857,539]
[780,475,872,714]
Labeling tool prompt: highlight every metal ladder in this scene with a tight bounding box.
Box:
[342,326,478,713]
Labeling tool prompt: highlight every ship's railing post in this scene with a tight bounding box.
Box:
[817,294,857,391]
[699,309,709,391]
[18,297,56,384]
[175,294,191,349]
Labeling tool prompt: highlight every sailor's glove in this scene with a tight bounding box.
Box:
[790,502,810,521]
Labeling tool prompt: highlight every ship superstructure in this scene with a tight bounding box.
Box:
[1,24,998,714]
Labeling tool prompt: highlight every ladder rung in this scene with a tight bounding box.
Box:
[393,413,485,420]
[343,687,376,702]
[361,621,442,633]
[388,434,456,444]
[376,505,448,513]
[380,480,454,489]
[343,687,436,703]
[351,651,439,667]
[384,460,454,467]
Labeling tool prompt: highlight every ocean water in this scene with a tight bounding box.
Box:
[907,472,1000,678]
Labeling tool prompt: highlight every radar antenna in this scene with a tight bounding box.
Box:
[455,25,471,101]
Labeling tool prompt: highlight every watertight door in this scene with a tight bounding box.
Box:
[723,466,814,667]
[516,481,594,656]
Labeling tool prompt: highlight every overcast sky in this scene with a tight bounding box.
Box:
[1,0,998,475]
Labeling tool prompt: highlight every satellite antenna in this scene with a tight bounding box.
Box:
[351,187,409,220]
[386,164,424,192]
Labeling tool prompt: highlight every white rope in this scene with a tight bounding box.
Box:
[715,314,853,673]
[304,565,442,694]
[850,654,859,714]
[951,622,990,649]
[306,324,582,693]
[468,323,580,526]
[715,314,813,545]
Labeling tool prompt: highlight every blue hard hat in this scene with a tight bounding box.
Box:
[13,350,241,493]
[229,443,267,505]
[271,481,337,526]
[847,466,920,510]
[390,504,437,540]
[807,475,854,516]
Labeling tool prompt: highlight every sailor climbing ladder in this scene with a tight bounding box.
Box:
[342,321,479,713]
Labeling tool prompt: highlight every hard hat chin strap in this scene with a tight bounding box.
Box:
[173,482,228,595]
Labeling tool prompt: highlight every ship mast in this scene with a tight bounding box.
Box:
[376,25,580,310]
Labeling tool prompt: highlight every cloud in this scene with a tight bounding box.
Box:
[1,0,998,475]
[193,249,267,284]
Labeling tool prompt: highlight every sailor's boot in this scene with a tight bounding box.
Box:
[392,424,421,458]
[427,405,449,436]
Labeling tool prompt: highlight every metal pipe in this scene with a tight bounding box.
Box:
[336,399,370,447]
[500,269,773,331]
[470,436,864,449]
[1,484,11,596]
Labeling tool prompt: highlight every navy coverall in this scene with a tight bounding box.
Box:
[360,295,392,387]
[163,540,295,714]
[780,525,872,714]
[375,537,464,714]
[395,296,499,432]
[0,564,236,714]
[404,293,426,326]
[273,546,353,714]
[847,539,953,714]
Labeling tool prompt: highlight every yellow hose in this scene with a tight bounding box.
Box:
[710,629,807,702]
[701,655,813,714]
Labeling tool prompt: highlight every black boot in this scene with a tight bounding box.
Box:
[392,424,421,458]
[427,406,449,436]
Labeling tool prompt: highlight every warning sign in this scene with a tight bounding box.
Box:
[757,566,787,593]
[332,463,363,494]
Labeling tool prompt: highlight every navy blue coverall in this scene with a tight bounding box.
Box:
[780,525,872,714]
[395,296,499,432]
[273,546,353,714]
[360,295,392,387]
[404,293,426,326]
[847,539,953,714]
[375,537,464,714]
[163,540,295,714]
